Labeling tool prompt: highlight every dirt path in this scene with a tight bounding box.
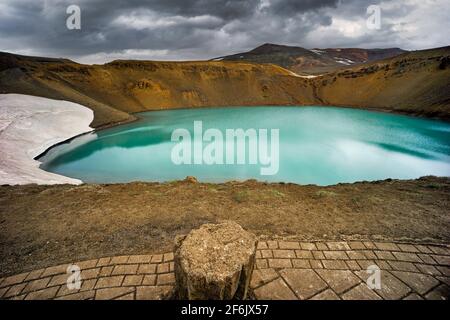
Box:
[1,176,449,276]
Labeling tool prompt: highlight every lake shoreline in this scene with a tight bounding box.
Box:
[91,103,450,133]
[2,95,448,186]
[39,105,450,186]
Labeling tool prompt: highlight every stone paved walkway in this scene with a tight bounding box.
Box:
[1,241,449,300]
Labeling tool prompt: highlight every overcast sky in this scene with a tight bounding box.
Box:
[0,0,448,64]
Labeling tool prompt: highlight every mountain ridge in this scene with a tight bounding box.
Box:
[214,43,407,74]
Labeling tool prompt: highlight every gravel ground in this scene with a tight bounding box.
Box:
[0,176,449,276]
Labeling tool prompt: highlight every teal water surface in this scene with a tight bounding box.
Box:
[39,106,450,185]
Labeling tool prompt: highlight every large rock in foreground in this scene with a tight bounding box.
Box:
[174,221,257,300]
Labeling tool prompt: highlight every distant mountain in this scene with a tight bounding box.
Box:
[213,43,407,74]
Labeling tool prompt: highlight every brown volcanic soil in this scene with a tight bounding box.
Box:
[1,46,449,127]
[315,47,450,119]
[0,54,316,127]
[1,176,449,277]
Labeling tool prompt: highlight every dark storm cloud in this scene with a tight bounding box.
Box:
[133,0,262,19]
[0,0,448,63]
[267,0,338,15]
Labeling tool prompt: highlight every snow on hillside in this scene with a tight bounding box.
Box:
[332,57,356,65]
[0,94,93,185]
[310,49,325,55]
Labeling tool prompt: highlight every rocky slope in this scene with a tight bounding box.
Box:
[0,52,317,127]
[313,46,450,119]
[0,46,449,127]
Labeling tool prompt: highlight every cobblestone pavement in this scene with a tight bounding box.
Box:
[1,241,449,300]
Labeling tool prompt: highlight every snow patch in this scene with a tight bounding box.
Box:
[334,57,355,65]
[287,71,320,78]
[0,94,94,185]
[310,49,325,55]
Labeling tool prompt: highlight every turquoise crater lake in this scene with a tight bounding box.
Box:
[39,106,450,185]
